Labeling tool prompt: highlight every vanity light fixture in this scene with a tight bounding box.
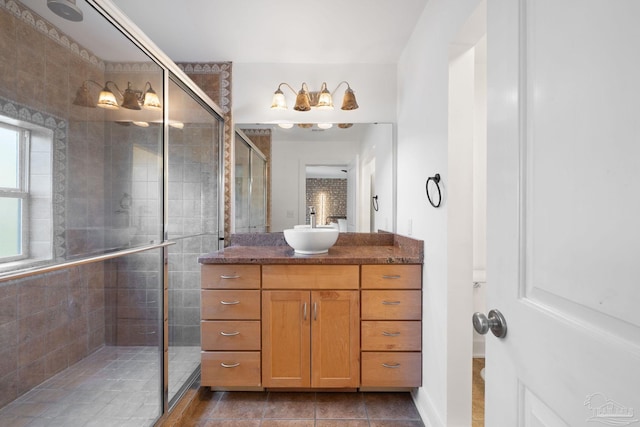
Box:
[317,123,333,129]
[73,80,162,111]
[270,81,359,111]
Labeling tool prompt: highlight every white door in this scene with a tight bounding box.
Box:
[486,0,640,425]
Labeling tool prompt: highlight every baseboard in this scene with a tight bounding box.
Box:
[411,388,445,427]
[473,339,485,358]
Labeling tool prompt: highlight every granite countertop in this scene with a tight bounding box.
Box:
[198,232,424,265]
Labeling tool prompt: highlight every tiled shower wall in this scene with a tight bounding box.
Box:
[306,178,348,225]
[177,63,232,242]
[0,1,162,405]
[0,2,109,407]
[0,263,105,408]
[167,120,221,346]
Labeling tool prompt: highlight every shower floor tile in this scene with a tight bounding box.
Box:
[0,345,199,427]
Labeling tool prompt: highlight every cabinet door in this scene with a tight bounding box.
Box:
[311,290,360,388]
[262,290,311,387]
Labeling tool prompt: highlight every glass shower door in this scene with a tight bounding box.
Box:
[165,77,223,406]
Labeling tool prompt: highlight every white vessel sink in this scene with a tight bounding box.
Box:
[283,227,339,254]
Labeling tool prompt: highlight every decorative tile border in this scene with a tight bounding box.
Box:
[176,62,232,114]
[0,0,104,70]
[177,62,233,243]
[105,62,161,73]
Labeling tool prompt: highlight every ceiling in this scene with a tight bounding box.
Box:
[109,0,430,64]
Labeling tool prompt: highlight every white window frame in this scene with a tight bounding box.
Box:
[0,122,30,263]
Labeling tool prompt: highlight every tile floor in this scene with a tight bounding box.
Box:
[0,345,200,427]
[0,349,480,427]
[181,390,425,427]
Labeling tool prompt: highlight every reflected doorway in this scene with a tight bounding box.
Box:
[305,165,349,230]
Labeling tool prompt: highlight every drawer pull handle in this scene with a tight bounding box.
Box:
[220,300,240,305]
[303,302,307,321]
[220,331,240,336]
[220,362,240,368]
[382,275,401,279]
[382,363,401,369]
[382,300,401,305]
[382,331,401,337]
[220,275,240,279]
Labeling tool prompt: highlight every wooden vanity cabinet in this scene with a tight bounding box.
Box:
[201,264,261,388]
[201,262,422,390]
[360,264,423,388]
[261,266,360,388]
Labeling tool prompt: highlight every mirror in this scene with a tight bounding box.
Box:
[235,123,395,233]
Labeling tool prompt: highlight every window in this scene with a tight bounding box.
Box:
[0,123,29,262]
[0,114,54,270]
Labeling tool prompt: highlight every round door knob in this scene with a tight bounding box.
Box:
[472,309,507,338]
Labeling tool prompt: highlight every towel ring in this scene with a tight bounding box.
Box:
[372,195,379,212]
[425,174,442,208]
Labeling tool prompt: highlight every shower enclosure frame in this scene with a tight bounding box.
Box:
[86,0,227,415]
[0,0,226,422]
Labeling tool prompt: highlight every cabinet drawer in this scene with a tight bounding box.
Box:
[361,352,422,387]
[201,290,261,320]
[262,265,359,289]
[201,351,261,387]
[361,265,422,289]
[201,321,261,351]
[361,290,422,320]
[202,265,260,289]
[361,321,421,351]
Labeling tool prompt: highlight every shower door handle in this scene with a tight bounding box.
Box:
[472,309,507,338]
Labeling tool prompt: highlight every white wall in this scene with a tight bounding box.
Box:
[396,0,484,426]
[233,63,397,124]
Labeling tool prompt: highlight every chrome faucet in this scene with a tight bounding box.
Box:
[308,206,316,228]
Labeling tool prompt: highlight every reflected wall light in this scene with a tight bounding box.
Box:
[73,80,162,110]
[270,81,358,111]
[276,123,353,130]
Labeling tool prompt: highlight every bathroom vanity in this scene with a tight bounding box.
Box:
[198,232,423,391]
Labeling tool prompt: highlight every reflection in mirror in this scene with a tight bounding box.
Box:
[234,129,267,233]
[236,123,394,233]
[305,165,348,230]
